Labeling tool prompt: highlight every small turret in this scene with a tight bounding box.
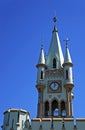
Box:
[63,39,74,117]
[37,45,45,65]
[2,108,30,130]
[36,46,46,118]
[36,45,46,84]
[63,39,73,88]
[64,42,72,64]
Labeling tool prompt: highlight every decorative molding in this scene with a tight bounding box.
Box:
[36,84,46,91]
[76,118,85,121]
[36,63,46,68]
[4,108,29,115]
[63,62,73,67]
[45,68,64,78]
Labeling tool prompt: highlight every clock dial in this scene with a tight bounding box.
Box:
[50,82,59,91]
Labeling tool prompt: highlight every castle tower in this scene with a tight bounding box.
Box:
[2,108,30,130]
[36,17,74,118]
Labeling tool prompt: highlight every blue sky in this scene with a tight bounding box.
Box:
[0,0,85,127]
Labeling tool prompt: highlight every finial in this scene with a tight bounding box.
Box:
[41,34,44,49]
[64,38,70,48]
[53,10,57,31]
[41,44,43,49]
[53,10,57,23]
[53,16,57,23]
[53,16,57,32]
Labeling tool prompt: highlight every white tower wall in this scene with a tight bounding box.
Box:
[2,108,30,130]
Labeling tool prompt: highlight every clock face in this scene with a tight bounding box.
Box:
[50,82,59,91]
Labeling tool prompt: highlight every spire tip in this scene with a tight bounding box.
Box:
[41,44,44,50]
[53,17,57,32]
[64,38,70,48]
[53,16,57,23]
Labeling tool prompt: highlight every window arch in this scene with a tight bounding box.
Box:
[53,58,56,68]
[44,101,49,117]
[61,101,66,117]
[52,100,59,117]
[66,70,69,79]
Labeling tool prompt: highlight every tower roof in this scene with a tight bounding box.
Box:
[64,41,72,64]
[4,108,30,115]
[46,18,64,68]
[37,45,45,65]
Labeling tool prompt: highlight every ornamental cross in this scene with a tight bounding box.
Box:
[64,38,70,47]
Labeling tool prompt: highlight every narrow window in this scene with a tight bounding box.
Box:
[45,101,49,117]
[53,58,56,68]
[17,111,19,122]
[66,70,68,79]
[40,71,43,79]
[7,112,10,125]
[61,101,66,117]
[12,119,14,129]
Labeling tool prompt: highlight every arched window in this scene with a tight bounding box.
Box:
[61,101,66,117]
[40,71,43,79]
[66,70,69,79]
[52,100,59,117]
[53,58,56,68]
[45,101,49,117]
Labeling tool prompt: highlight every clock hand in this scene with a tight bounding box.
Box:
[54,83,55,88]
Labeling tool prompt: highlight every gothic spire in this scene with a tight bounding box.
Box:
[46,17,64,68]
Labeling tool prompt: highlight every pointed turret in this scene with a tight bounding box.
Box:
[63,40,73,86]
[36,46,46,118]
[63,39,72,65]
[63,39,74,117]
[37,45,45,65]
[46,17,64,69]
[36,45,46,83]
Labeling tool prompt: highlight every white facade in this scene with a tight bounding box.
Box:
[2,108,30,130]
